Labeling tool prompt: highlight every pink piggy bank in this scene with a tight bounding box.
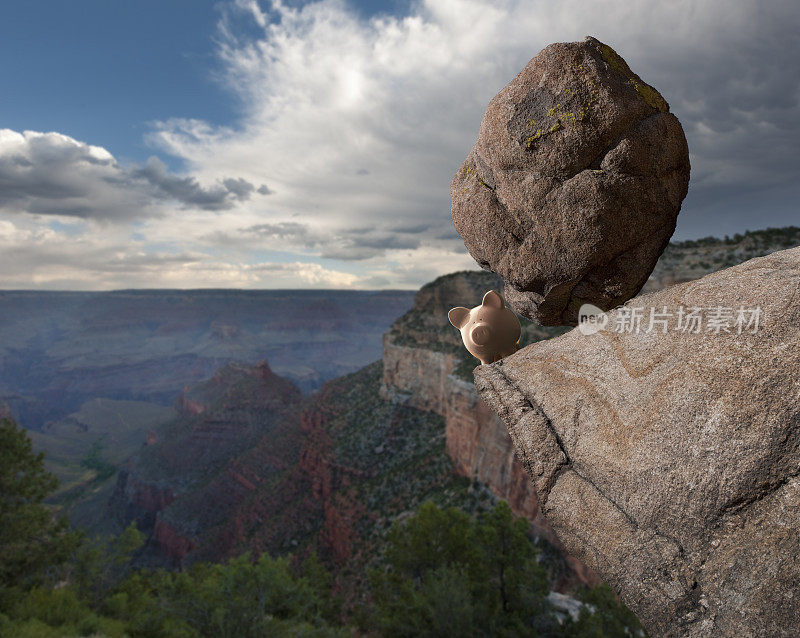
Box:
[448,290,521,365]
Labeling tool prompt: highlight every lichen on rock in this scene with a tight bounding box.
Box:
[451,35,690,326]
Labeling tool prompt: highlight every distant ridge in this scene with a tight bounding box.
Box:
[0,288,415,428]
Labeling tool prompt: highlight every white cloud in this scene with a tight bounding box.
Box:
[2,0,798,289]
[0,216,358,290]
[150,0,800,258]
[0,129,265,220]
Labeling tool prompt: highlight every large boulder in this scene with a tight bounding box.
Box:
[473,247,800,636]
[451,36,690,325]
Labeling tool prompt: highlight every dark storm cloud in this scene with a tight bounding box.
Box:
[246,222,426,258]
[0,130,264,220]
[222,177,256,200]
[392,223,432,234]
[130,157,259,211]
[319,230,422,260]
[199,221,319,250]
[604,1,800,236]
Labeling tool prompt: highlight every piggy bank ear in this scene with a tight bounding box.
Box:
[481,290,504,309]
[448,307,470,329]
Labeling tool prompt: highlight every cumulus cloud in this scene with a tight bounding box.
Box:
[0,129,265,220]
[149,0,799,250]
[2,0,798,289]
[0,216,358,290]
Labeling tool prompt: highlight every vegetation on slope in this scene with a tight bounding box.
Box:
[1,417,644,637]
[646,226,800,288]
[25,399,175,537]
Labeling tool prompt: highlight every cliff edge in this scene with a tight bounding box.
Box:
[474,247,800,637]
[380,269,596,586]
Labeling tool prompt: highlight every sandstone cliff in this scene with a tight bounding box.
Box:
[380,270,595,587]
[474,247,800,637]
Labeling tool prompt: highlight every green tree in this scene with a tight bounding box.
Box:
[71,521,145,607]
[564,583,646,637]
[0,418,81,597]
[79,438,117,482]
[370,501,552,637]
[297,550,341,624]
[111,553,347,638]
[472,501,549,634]
[6,585,127,637]
[384,502,476,580]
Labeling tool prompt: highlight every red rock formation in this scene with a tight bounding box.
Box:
[381,329,599,588]
[111,359,306,567]
[153,517,197,562]
[227,464,258,492]
[446,376,547,527]
[119,470,176,513]
[322,503,350,564]
[174,360,286,417]
[299,418,334,501]
[175,390,207,416]
[295,401,369,567]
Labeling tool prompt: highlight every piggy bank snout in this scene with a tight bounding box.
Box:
[469,322,493,346]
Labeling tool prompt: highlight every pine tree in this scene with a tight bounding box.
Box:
[0,418,81,596]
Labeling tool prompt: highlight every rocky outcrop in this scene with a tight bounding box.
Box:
[445,375,597,588]
[111,360,305,566]
[381,345,597,589]
[153,519,197,563]
[474,247,800,637]
[110,469,182,561]
[175,360,281,416]
[380,338,460,411]
[381,341,546,525]
[643,226,800,293]
[445,376,543,523]
[114,469,176,519]
[381,271,597,587]
[175,393,207,416]
[451,36,689,325]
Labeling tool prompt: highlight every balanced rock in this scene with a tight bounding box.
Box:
[474,247,800,637]
[451,36,690,325]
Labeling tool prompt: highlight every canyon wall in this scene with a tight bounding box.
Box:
[379,271,597,586]
[111,270,599,585]
[380,338,540,519]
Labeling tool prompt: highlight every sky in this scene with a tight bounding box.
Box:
[0,0,798,290]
